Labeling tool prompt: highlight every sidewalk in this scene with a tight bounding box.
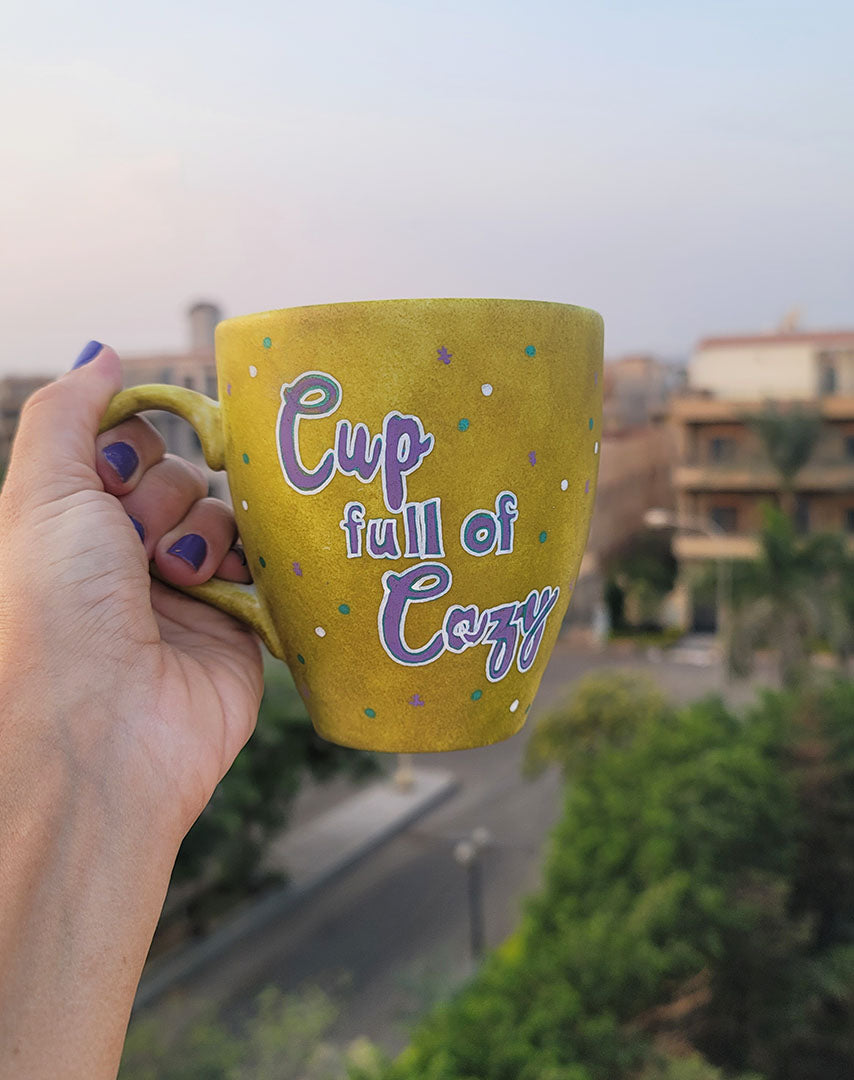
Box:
[134,766,458,1010]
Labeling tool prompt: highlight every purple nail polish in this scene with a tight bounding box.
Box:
[102,441,139,483]
[72,340,103,369]
[167,533,207,571]
[129,516,145,543]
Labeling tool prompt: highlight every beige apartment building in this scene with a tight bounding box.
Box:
[671,327,854,629]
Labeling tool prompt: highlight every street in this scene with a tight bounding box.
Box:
[147,637,768,1055]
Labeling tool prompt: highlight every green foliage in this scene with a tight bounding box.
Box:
[606,530,678,629]
[380,677,854,1080]
[746,402,822,491]
[172,664,378,928]
[523,670,671,778]
[119,985,388,1080]
[727,505,853,687]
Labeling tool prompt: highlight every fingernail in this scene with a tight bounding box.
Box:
[72,340,103,369]
[231,545,247,567]
[102,441,139,483]
[167,533,207,571]
[129,515,145,543]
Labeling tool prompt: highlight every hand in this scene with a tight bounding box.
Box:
[0,342,265,1078]
[0,343,264,840]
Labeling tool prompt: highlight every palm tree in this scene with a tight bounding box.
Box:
[747,402,822,518]
[727,505,851,687]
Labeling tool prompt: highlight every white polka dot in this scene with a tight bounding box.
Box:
[249,365,258,377]
[560,478,569,491]
[315,626,326,638]
[594,441,599,454]
[241,499,249,511]
[481,383,493,396]
[509,698,519,713]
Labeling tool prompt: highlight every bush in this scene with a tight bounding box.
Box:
[381,679,854,1079]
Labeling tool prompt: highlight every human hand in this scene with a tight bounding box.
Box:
[0,342,265,1078]
[0,342,264,843]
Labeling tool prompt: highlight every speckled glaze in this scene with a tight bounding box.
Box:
[99,298,603,752]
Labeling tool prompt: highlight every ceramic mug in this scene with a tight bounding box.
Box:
[99,299,603,752]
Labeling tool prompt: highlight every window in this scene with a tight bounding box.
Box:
[709,437,735,463]
[159,367,173,384]
[205,374,218,400]
[819,361,838,395]
[183,375,195,390]
[795,496,810,535]
[710,506,738,533]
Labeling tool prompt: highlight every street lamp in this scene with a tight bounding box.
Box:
[453,827,491,962]
[643,507,731,643]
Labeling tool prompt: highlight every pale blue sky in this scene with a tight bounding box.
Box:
[2,0,852,374]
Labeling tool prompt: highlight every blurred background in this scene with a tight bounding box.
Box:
[3,1,854,1077]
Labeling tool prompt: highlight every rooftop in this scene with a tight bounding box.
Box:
[697,330,854,350]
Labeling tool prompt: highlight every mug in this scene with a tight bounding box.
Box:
[100,298,603,752]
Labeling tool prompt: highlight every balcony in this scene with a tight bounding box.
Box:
[673,533,761,561]
[675,457,854,493]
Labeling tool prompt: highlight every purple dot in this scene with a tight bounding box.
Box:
[293,562,303,577]
[528,450,537,466]
[227,383,232,395]
[409,693,425,707]
[437,346,453,365]
[585,479,590,494]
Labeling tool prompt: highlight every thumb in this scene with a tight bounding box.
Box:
[5,342,124,506]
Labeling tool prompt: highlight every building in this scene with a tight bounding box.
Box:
[670,326,854,629]
[566,355,677,634]
[121,302,228,501]
[0,374,53,471]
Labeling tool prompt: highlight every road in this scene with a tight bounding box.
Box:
[147,637,767,1054]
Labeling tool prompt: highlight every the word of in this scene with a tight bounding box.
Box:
[276,371,434,513]
[459,491,518,556]
[377,562,560,682]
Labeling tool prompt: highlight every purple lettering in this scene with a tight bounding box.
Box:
[378,563,452,666]
[276,372,342,493]
[382,413,434,513]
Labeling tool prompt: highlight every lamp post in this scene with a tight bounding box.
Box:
[453,826,491,963]
[643,508,731,643]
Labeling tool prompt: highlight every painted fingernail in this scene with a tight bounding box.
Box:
[102,441,139,483]
[231,545,247,567]
[167,533,207,571]
[129,515,145,543]
[72,340,103,369]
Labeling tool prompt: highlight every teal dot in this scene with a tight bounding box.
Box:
[259,556,267,568]
[297,654,305,665]
[262,336,272,348]
[525,345,536,356]
[458,418,470,431]
[364,707,376,718]
[338,603,350,614]
[242,452,250,464]
[471,689,483,701]
[588,417,594,430]
[539,531,548,543]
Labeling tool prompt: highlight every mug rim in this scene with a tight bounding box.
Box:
[218,297,604,332]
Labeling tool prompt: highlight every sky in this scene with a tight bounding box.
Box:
[1,0,852,375]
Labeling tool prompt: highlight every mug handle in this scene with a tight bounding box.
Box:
[99,384,284,659]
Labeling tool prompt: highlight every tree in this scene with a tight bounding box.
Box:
[746,402,822,518]
[524,669,671,778]
[168,663,378,935]
[379,677,854,1080]
[726,505,852,687]
[119,984,387,1080]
